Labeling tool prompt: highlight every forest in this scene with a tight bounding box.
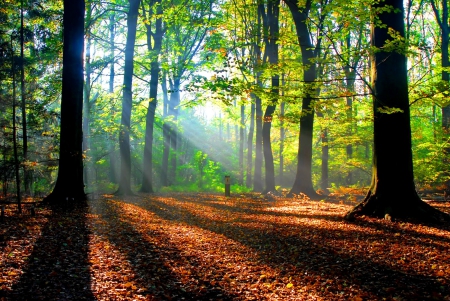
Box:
[1,0,450,299]
[0,0,449,204]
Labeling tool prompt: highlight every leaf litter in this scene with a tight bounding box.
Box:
[0,193,449,300]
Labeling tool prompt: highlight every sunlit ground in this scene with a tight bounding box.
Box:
[1,193,450,300]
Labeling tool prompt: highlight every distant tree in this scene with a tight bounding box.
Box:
[345,0,449,222]
[44,0,86,205]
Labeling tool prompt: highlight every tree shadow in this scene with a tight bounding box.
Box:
[2,204,95,300]
[89,197,237,300]
[125,195,450,300]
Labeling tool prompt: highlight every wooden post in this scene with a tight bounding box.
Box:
[225,175,231,197]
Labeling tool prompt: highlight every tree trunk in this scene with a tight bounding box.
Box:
[161,73,170,186]
[253,3,264,192]
[44,0,86,205]
[108,14,118,184]
[246,102,255,188]
[285,0,318,198]
[431,0,450,178]
[141,0,163,193]
[169,78,181,185]
[20,0,29,195]
[239,104,245,185]
[116,0,140,196]
[345,0,449,222]
[12,49,22,213]
[279,78,285,186]
[83,11,92,189]
[262,0,279,193]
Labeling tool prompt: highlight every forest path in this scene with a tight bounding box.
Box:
[1,193,450,300]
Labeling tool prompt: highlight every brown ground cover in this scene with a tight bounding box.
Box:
[1,193,449,300]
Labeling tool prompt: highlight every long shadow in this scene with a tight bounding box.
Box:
[128,196,450,300]
[177,194,348,222]
[138,194,450,250]
[2,204,95,300]
[89,197,237,300]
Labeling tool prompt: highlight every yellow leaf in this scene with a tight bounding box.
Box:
[286,283,294,289]
[124,282,133,288]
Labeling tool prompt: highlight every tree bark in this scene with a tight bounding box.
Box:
[285,0,318,198]
[262,0,280,193]
[116,0,140,196]
[345,0,449,222]
[44,0,86,205]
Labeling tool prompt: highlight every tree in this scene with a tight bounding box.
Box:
[261,0,280,193]
[44,0,86,205]
[430,0,450,179]
[116,0,141,195]
[140,0,164,193]
[345,0,449,221]
[284,0,321,198]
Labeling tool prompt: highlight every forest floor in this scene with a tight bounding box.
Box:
[0,192,450,301]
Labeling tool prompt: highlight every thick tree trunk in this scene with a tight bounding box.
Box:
[44,0,86,205]
[116,0,140,196]
[285,0,318,198]
[345,0,449,222]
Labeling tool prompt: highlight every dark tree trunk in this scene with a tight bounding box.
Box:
[44,0,86,205]
[116,0,140,196]
[262,0,280,193]
[285,0,318,198]
[345,0,449,222]
[141,0,163,193]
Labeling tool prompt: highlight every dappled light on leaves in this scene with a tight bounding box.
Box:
[1,194,450,300]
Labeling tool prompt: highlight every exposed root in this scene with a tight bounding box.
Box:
[344,191,450,224]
